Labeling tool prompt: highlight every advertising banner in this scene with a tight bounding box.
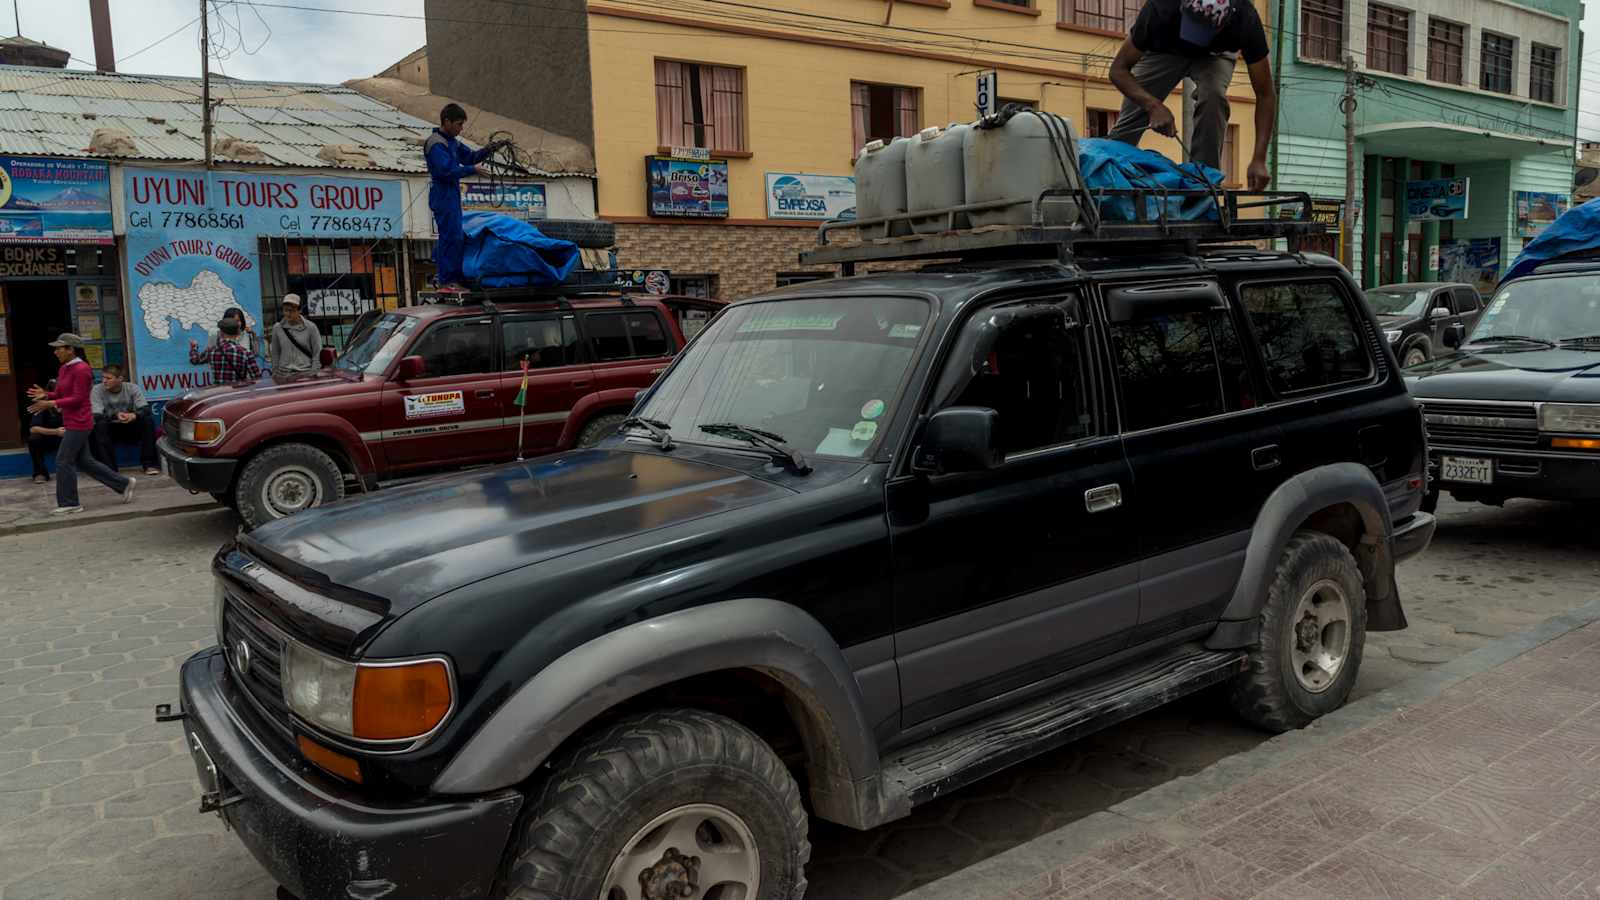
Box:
[646,155,729,218]
[0,156,113,244]
[1405,177,1469,221]
[1514,191,1569,238]
[124,168,404,399]
[462,181,548,220]
[765,173,857,221]
[1439,237,1501,295]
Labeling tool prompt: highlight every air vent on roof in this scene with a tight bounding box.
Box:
[87,128,137,156]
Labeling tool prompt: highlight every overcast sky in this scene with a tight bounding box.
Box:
[10,0,1600,141]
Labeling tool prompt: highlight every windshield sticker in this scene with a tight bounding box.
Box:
[816,427,870,457]
[888,323,923,339]
[861,399,886,420]
[737,312,845,333]
[404,390,465,420]
[851,420,879,442]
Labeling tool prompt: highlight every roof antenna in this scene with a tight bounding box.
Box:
[13,0,20,35]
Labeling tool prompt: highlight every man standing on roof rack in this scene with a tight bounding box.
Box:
[425,103,507,290]
[1108,0,1277,191]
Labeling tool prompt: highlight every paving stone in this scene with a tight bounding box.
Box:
[36,734,125,762]
[17,672,96,695]
[49,772,139,805]
[74,708,161,735]
[91,741,178,774]
[0,761,86,792]
[66,679,141,702]
[1387,644,1459,665]
[103,782,198,819]
[27,701,110,727]
[1284,846,1454,899]
[50,817,158,861]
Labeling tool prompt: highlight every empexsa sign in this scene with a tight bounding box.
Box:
[765,173,857,221]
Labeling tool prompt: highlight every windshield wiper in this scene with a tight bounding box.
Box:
[1465,335,1556,348]
[620,416,675,450]
[1557,335,1600,348]
[699,423,812,475]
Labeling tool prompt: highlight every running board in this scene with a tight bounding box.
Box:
[883,644,1248,808]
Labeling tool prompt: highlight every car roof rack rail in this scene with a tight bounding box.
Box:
[418,270,650,309]
[800,187,1327,273]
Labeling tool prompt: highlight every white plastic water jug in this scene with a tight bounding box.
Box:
[964,110,1082,228]
[853,137,913,239]
[907,124,970,234]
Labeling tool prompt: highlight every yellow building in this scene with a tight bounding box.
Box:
[588,0,1271,299]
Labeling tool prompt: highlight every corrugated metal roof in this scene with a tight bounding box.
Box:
[0,65,435,174]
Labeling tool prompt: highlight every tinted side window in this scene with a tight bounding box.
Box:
[410,319,494,377]
[626,311,672,358]
[503,316,580,370]
[951,303,1095,455]
[1240,281,1374,395]
[584,311,674,361]
[1113,306,1254,431]
[1453,287,1481,312]
[584,313,632,361]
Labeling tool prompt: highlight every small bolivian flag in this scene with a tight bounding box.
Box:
[514,356,529,407]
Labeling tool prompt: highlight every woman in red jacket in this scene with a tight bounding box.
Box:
[26,333,133,514]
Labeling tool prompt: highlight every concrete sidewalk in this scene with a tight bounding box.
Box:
[0,469,219,536]
[905,602,1600,900]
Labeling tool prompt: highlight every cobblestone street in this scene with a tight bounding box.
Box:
[0,496,1595,900]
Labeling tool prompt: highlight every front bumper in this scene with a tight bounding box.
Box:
[1392,511,1436,563]
[159,436,238,495]
[1428,446,1600,502]
[172,648,523,900]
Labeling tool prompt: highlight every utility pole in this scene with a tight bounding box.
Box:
[1341,55,1358,270]
[200,0,212,170]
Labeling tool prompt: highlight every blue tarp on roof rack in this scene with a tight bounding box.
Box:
[462,212,581,288]
[1077,138,1227,223]
[1502,198,1600,284]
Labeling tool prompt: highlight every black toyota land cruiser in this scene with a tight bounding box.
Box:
[163,208,1433,900]
[1408,260,1600,509]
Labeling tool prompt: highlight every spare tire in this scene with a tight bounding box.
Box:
[534,218,616,249]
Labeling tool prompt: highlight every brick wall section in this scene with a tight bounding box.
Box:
[614,223,836,300]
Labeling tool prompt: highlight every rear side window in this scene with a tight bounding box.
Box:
[584,311,675,361]
[1240,281,1374,395]
[503,316,581,370]
[410,319,495,378]
[1113,306,1255,431]
[1453,287,1482,313]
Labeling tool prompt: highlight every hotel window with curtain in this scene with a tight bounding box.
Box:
[1063,0,1141,32]
[654,60,747,153]
[1531,43,1560,103]
[1366,4,1410,76]
[851,82,920,157]
[1300,0,1344,62]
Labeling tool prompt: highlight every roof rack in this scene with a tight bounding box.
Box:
[417,269,658,309]
[800,187,1327,272]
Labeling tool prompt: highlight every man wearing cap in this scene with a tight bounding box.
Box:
[268,294,323,375]
[1108,0,1277,191]
[26,334,135,514]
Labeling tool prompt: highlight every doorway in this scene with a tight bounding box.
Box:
[4,280,71,447]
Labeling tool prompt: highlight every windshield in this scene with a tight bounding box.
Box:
[637,296,930,460]
[335,314,419,374]
[1365,288,1431,317]
[1470,275,1600,343]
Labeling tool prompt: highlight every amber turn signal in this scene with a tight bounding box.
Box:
[352,660,453,741]
[297,734,362,783]
[191,420,224,443]
[1552,437,1600,450]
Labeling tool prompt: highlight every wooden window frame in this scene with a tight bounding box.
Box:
[1426,18,1465,85]
[1480,32,1515,94]
[1058,0,1141,35]
[654,59,748,155]
[1366,4,1410,77]
[1530,43,1560,104]
[1300,0,1345,63]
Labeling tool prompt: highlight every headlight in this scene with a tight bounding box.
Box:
[179,418,225,445]
[283,644,453,742]
[1384,329,1403,344]
[1539,403,1600,434]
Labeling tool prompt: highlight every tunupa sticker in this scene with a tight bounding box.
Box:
[404,390,465,419]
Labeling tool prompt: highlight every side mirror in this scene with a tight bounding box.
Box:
[914,407,1002,475]
[319,348,336,367]
[396,355,426,380]
[1430,307,1452,319]
[1443,324,1466,349]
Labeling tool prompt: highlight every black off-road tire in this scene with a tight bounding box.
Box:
[1402,343,1431,368]
[534,218,616,249]
[500,708,810,900]
[1230,532,1368,732]
[577,414,627,448]
[234,443,345,530]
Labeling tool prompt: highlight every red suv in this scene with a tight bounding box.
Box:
[158,293,716,528]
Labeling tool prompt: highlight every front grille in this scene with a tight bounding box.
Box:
[221,595,293,737]
[163,411,180,441]
[1421,400,1539,449]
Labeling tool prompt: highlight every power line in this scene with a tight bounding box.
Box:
[118,15,203,63]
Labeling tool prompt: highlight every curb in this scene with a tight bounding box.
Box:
[0,499,223,537]
[897,596,1600,900]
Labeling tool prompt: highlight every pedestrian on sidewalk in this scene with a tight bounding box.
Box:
[425,103,502,290]
[268,294,323,375]
[1107,0,1277,189]
[26,378,63,484]
[26,334,134,515]
[204,306,260,358]
[89,364,161,476]
[190,317,263,386]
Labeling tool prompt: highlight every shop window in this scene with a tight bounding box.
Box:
[1427,19,1465,85]
[1301,0,1344,62]
[1481,33,1515,94]
[670,274,718,299]
[503,315,581,370]
[411,319,496,378]
[1114,300,1253,431]
[1366,4,1409,76]
[583,311,673,362]
[655,60,746,153]
[851,82,920,156]
[1239,281,1372,395]
[1063,0,1140,32]
[1085,108,1118,138]
[258,238,404,353]
[1531,43,1560,104]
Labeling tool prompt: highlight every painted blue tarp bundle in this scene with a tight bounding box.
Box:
[1502,198,1600,284]
[462,212,580,288]
[1076,138,1227,223]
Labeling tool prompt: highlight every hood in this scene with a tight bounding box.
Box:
[1376,313,1419,328]
[166,369,358,417]
[1405,348,1600,402]
[241,449,792,614]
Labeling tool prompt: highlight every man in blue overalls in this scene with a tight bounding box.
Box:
[424,104,505,290]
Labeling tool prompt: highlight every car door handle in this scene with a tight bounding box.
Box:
[571,380,592,389]
[475,389,496,399]
[1252,445,1282,471]
[1084,484,1123,513]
